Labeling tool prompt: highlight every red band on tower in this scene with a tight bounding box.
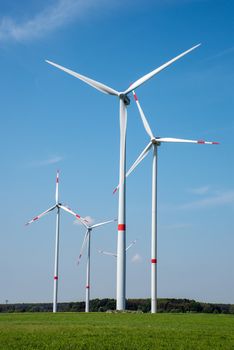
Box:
[54,276,58,280]
[118,224,126,231]
[151,259,157,264]
[86,285,90,289]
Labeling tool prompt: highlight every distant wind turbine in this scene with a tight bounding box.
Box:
[46,43,200,310]
[25,171,86,313]
[65,209,116,313]
[114,90,219,313]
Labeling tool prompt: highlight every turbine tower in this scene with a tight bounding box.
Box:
[115,90,219,313]
[46,43,200,310]
[25,171,86,313]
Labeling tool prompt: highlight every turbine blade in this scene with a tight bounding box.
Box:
[124,44,201,94]
[126,239,137,251]
[132,90,154,139]
[59,204,88,228]
[113,142,152,194]
[77,230,89,266]
[25,205,56,226]
[126,143,152,176]
[156,137,220,145]
[91,219,116,229]
[46,60,119,96]
[55,170,59,204]
[98,250,117,257]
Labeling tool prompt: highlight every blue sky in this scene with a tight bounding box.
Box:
[0,0,233,305]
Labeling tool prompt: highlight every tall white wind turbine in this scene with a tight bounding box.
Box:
[115,90,219,313]
[46,43,200,310]
[65,212,115,313]
[25,171,86,313]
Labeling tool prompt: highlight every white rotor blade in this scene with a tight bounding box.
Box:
[125,142,152,177]
[132,90,154,139]
[91,219,116,229]
[98,250,117,258]
[113,142,152,194]
[124,44,201,95]
[55,170,59,204]
[46,60,119,96]
[156,137,219,145]
[77,230,89,266]
[99,239,137,257]
[126,239,137,251]
[59,204,88,228]
[25,205,56,226]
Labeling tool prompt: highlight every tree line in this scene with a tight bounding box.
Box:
[0,298,233,314]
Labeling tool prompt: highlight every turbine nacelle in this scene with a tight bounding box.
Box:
[119,93,131,106]
[151,138,161,146]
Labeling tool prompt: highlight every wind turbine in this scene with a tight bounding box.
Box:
[99,240,137,258]
[46,43,201,310]
[114,90,219,313]
[25,171,86,313]
[65,210,116,313]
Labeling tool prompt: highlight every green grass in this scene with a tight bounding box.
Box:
[0,312,233,349]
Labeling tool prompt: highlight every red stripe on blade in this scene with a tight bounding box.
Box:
[86,285,90,289]
[76,214,80,218]
[33,217,39,221]
[197,140,205,144]
[212,142,219,145]
[113,188,117,195]
[133,93,138,101]
[151,259,157,264]
[54,276,58,280]
[118,224,126,231]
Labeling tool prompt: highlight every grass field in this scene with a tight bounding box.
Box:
[0,312,233,349]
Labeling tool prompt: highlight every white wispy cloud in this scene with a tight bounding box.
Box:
[179,190,234,210]
[30,155,63,167]
[188,186,210,195]
[204,46,234,62]
[131,253,142,263]
[73,215,95,226]
[0,0,110,42]
[0,0,209,42]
